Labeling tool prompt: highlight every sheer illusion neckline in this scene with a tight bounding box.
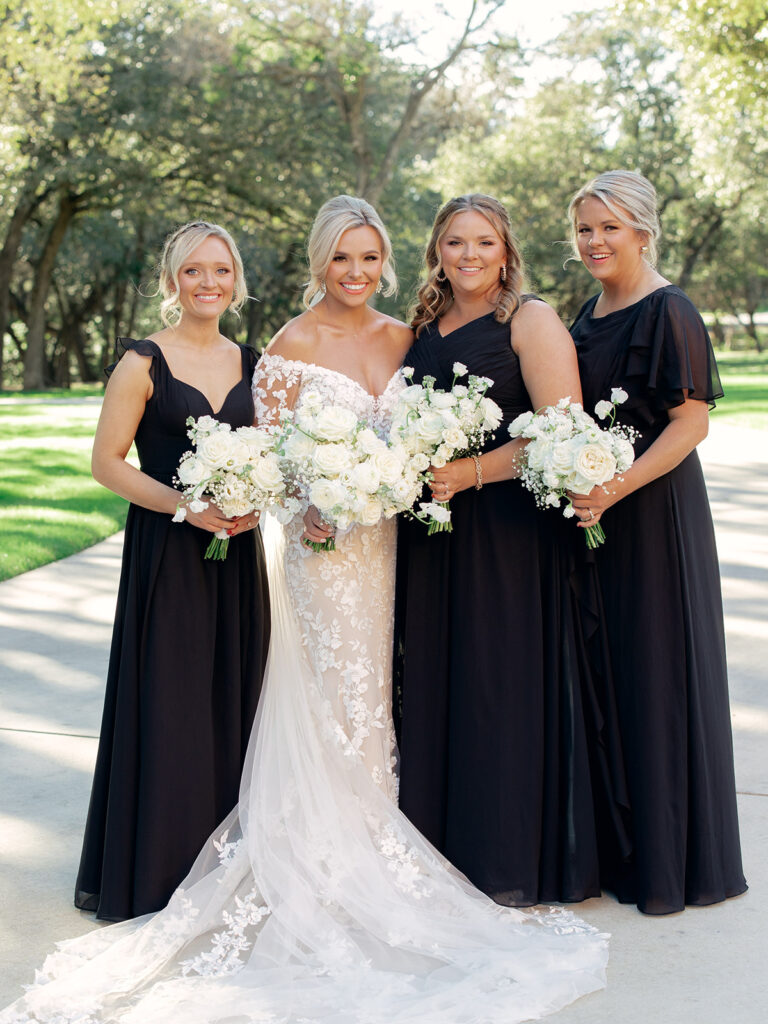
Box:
[144,339,245,416]
[264,352,402,402]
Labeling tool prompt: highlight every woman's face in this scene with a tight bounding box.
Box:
[437,210,506,300]
[324,225,383,308]
[575,197,647,286]
[176,236,235,321]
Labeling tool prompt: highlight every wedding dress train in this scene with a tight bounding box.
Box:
[1,357,607,1024]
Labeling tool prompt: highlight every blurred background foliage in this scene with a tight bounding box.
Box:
[1,0,766,390]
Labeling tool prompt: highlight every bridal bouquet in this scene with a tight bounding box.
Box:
[507,389,636,549]
[388,363,503,533]
[277,393,424,552]
[173,415,297,560]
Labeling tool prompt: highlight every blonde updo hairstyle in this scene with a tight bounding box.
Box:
[568,170,661,265]
[411,194,525,337]
[303,195,397,308]
[158,221,247,326]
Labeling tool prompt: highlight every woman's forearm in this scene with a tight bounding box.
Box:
[92,454,181,515]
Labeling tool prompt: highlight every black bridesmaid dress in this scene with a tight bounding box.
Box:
[395,312,627,905]
[570,285,747,914]
[75,338,271,921]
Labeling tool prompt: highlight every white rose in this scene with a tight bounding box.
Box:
[283,429,317,461]
[441,427,468,451]
[249,454,285,492]
[312,442,353,477]
[349,460,381,494]
[549,441,575,475]
[573,443,617,486]
[190,415,220,436]
[396,384,425,409]
[369,449,405,487]
[414,411,446,447]
[611,387,629,404]
[309,477,345,512]
[197,433,248,469]
[594,400,613,420]
[313,405,359,441]
[300,388,325,415]
[177,455,207,487]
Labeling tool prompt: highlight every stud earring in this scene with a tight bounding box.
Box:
[500,265,507,282]
[640,245,648,253]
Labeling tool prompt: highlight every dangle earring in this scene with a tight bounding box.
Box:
[500,264,507,282]
[375,280,383,294]
[435,267,446,283]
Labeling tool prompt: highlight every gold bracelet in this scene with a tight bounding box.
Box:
[471,454,483,490]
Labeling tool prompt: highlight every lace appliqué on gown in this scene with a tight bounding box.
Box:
[1,353,608,1024]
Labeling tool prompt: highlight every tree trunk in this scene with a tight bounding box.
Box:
[23,191,76,390]
[0,182,48,388]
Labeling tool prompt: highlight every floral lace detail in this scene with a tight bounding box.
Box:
[180,891,270,978]
[374,822,434,900]
[256,356,405,801]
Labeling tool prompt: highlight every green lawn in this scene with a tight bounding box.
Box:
[711,350,768,430]
[0,401,128,582]
[0,351,765,582]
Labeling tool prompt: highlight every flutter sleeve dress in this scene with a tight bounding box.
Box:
[570,285,746,913]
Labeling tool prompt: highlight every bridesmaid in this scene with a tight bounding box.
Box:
[568,170,747,913]
[75,221,270,920]
[396,193,622,906]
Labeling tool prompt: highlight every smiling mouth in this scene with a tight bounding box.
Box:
[340,282,368,293]
[195,294,222,301]
[589,254,611,261]
[458,267,483,274]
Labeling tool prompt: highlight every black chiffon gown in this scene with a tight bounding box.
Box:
[75,338,271,921]
[395,312,628,906]
[570,285,747,914]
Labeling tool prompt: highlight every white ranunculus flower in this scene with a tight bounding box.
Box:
[313,405,359,442]
[430,391,457,410]
[349,460,381,494]
[391,478,417,503]
[453,361,468,377]
[611,387,629,404]
[312,442,353,477]
[177,455,207,487]
[411,452,430,472]
[442,427,468,450]
[197,432,244,469]
[309,477,345,512]
[573,443,617,485]
[358,497,384,526]
[508,410,535,436]
[356,427,383,456]
[594,400,613,420]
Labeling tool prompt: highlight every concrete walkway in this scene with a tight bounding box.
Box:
[0,422,765,1020]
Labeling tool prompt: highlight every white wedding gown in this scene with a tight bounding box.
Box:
[1,355,607,1024]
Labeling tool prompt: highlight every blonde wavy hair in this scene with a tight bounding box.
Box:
[411,194,525,336]
[303,195,397,308]
[568,170,661,265]
[158,221,247,326]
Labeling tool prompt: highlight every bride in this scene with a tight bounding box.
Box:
[1,196,608,1024]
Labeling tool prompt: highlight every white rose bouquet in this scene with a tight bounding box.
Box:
[173,415,297,560]
[507,388,637,549]
[276,399,424,552]
[388,363,503,534]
